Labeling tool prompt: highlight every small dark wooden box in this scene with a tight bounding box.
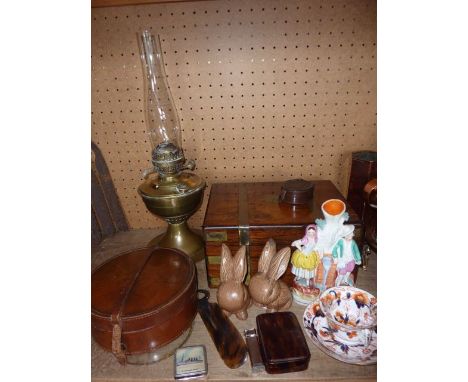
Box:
[202,181,362,288]
[256,312,310,374]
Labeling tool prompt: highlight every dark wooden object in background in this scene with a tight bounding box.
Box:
[347,151,377,217]
[256,312,310,374]
[91,142,128,246]
[363,178,377,253]
[203,181,362,288]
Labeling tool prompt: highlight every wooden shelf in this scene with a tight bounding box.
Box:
[91,229,377,382]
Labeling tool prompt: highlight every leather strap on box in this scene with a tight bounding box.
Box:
[110,250,155,365]
[111,322,125,364]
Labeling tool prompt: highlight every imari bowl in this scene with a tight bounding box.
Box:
[303,300,377,365]
[319,286,377,346]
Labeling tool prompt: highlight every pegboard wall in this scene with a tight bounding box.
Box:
[91,0,376,230]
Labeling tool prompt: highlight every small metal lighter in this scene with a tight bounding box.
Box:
[244,328,265,374]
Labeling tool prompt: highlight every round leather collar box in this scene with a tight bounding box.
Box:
[91,247,197,365]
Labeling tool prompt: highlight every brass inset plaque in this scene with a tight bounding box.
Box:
[209,277,220,287]
[205,231,228,242]
[206,256,221,265]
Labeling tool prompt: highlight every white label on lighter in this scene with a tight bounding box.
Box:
[175,345,207,379]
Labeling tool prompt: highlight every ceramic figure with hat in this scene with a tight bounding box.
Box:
[290,224,321,305]
[332,224,361,286]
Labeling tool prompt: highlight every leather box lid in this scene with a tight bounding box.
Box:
[256,312,310,365]
[203,181,360,229]
[91,247,196,327]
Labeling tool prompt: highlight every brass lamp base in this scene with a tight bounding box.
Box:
[148,222,205,263]
[138,171,206,263]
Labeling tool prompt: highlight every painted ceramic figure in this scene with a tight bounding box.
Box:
[290,199,361,299]
[312,199,347,290]
[290,225,321,305]
[332,225,361,286]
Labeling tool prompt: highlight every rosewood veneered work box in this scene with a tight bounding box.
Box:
[202,180,362,288]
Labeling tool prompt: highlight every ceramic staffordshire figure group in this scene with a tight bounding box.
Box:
[290,199,362,305]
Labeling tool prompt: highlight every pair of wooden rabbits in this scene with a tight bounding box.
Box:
[217,239,292,320]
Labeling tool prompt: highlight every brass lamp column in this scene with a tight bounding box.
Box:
[137,30,206,262]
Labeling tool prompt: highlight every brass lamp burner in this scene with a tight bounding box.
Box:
[152,142,195,176]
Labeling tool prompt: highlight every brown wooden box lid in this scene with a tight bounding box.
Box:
[203,181,360,230]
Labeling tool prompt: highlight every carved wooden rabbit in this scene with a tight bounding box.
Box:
[216,244,251,320]
[248,239,292,312]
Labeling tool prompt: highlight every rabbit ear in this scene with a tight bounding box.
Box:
[220,244,233,282]
[266,247,291,281]
[232,246,247,282]
[258,238,276,273]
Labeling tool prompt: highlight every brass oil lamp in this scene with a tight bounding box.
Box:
[137,30,205,262]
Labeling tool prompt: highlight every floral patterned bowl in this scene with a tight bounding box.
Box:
[303,300,377,365]
[319,286,377,346]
